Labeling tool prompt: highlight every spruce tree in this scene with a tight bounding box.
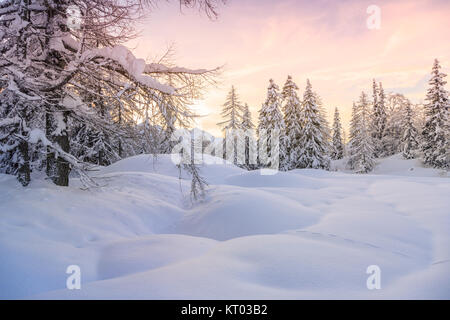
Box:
[298,80,330,169]
[347,102,360,170]
[242,103,257,170]
[421,59,450,169]
[402,102,419,159]
[371,80,387,158]
[331,107,344,160]
[314,92,332,157]
[281,75,302,169]
[348,92,375,173]
[257,79,286,170]
[217,86,245,165]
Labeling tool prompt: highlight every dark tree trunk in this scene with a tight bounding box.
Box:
[17,140,30,187]
[46,110,71,187]
[98,147,105,166]
[54,111,70,187]
[46,112,56,180]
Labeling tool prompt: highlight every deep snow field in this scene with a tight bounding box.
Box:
[0,154,449,299]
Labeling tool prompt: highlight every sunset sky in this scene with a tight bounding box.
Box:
[129,0,450,137]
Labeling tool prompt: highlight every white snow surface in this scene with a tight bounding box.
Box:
[0,154,449,299]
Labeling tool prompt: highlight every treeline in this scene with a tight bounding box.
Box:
[217,59,449,172]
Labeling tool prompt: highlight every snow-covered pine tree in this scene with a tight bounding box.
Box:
[281,75,302,170]
[314,92,332,157]
[331,107,344,160]
[257,79,286,170]
[347,102,359,170]
[217,86,245,165]
[0,90,36,186]
[371,80,388,158]
[402,101,419,159]
[241,103,257,170]
[347,92,375,173]
[342,128,348,157]
[0,0,220,188]
[421,59,450,169]
[297,80,330,169]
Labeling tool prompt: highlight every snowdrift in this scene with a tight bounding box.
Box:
[0,154,449,299]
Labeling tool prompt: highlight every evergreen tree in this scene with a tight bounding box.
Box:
[402,102,419,159]
[241,103,257,170]
[331,107,344,160]
[421,59,450,169]
[348,92,376,173]
[281,75,302,169]
[297,80,330,169]
[342,128,348,157]
[347,102,360,170]
[0,91,36,186]
[371,80,388,157]
[217,86,245,165]
[314,92,332,156]
[257,79,286,170]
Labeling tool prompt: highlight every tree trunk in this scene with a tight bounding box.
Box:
[17,140,30,187]
[54,111,70,186]
[46,110,70,187]
[46,112,56,180]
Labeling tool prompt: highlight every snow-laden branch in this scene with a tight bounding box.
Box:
[82,45,176,95]
[144,63,213,75]
[0,116,20,127]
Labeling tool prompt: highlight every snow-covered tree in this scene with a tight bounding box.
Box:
[342,128,348,157]
[314,92,332,156]
[402,101,420,159]
[0,0,220,188]
[297,80,330,169]
[281,75,302,169]
[371,80,388,158]
[384,93,410,156]
[0,91,36,186]
[217,86,245,165]
[347,102,359,170]
[421,59,449,169]
[257,79,286,170]
[347,92,375,173]
[241,103,257,170]
[331,107,344,160]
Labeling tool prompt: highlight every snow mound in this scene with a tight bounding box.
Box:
[224,170,326,189]
[176,186,320,241]
[373,154,448,177]
[0,153,449,299]
[99,154,244,184]
[97,235,218,280]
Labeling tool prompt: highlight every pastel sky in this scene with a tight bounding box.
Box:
[129,0,450,137]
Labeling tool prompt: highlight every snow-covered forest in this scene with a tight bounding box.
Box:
[217,61,449,175]
[0,0,449,300]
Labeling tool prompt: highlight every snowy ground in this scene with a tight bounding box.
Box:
[0,154,449,299]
